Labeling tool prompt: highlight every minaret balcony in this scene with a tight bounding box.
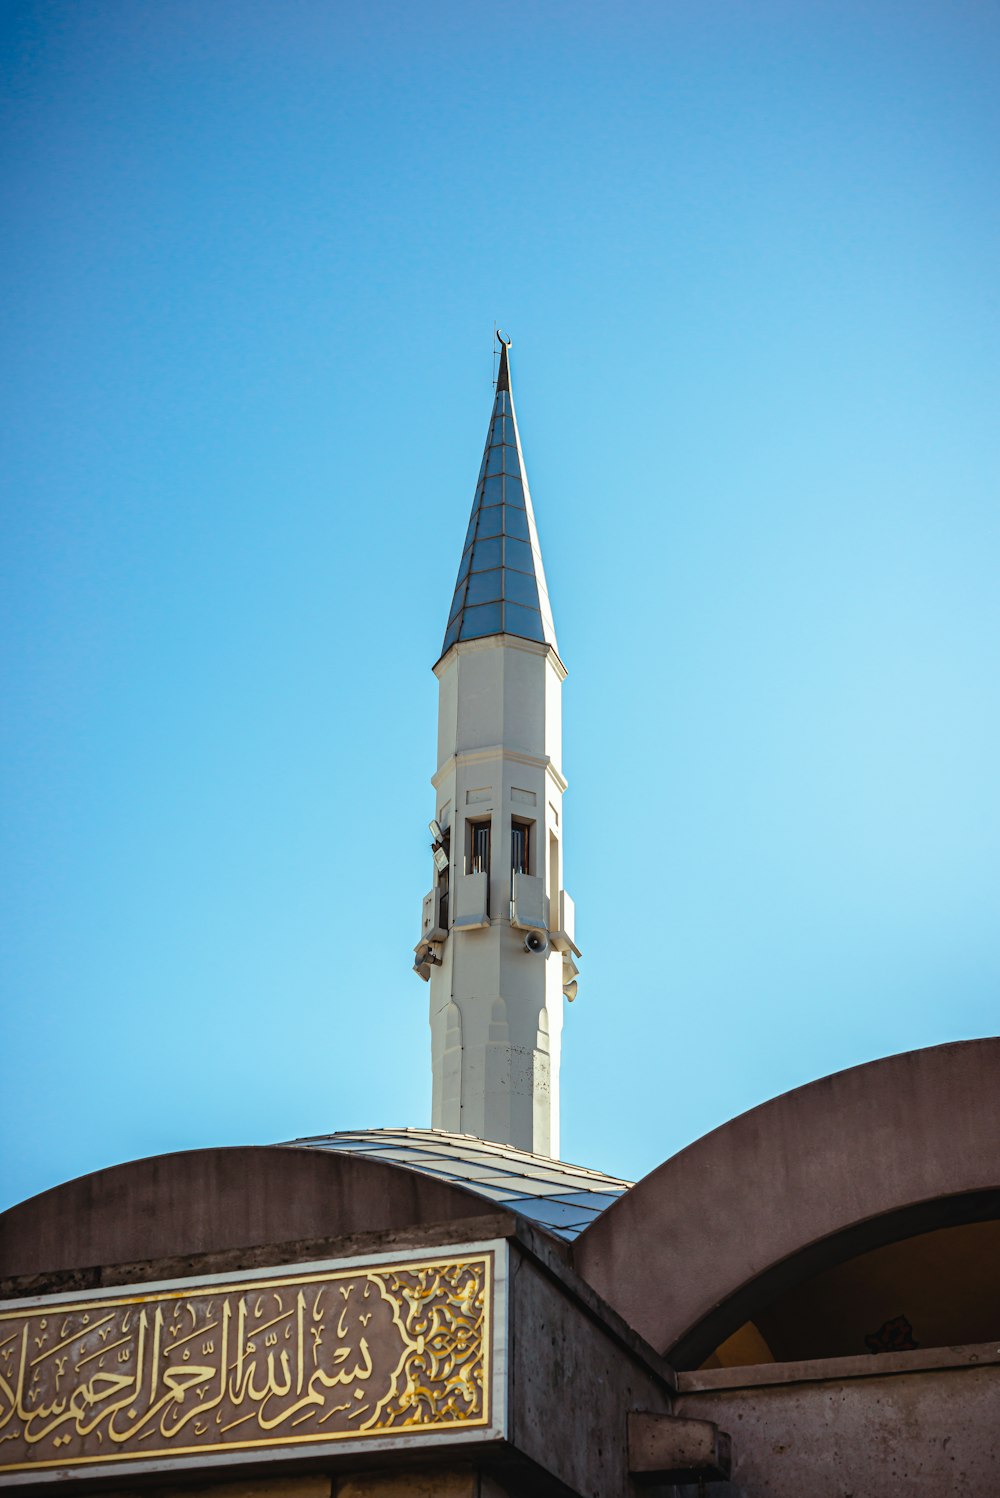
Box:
[510,871,547,933]
[549,889,581,957]
[420,887,448,945]
[453,869,490,929]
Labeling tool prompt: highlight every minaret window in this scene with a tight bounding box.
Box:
[438,866,450,930]
[468,820,491,876]
[511,820,530,877]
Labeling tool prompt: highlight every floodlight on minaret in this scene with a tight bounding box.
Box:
[413,333,580,1159]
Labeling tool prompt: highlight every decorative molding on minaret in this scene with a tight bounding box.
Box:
[414,335,580,1159]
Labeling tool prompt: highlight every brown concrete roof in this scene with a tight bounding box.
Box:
[0,1144,502,1282]
[0,1126,629,1289]
[573,1039,1000,1365]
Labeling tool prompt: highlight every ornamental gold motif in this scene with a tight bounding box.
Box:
[0,1253,492,1478]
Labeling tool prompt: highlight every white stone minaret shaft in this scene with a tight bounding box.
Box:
[414,338,579,1158]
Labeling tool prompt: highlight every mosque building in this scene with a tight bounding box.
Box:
[1,338,997,1497]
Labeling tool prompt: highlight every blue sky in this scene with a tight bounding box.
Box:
[2,1,998,1210]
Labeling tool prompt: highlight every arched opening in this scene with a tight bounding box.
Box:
[693,1200,1000,1369]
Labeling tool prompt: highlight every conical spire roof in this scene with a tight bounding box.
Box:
[440,337,558,658]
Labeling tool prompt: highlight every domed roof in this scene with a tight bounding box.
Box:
[283,1126,629,1241]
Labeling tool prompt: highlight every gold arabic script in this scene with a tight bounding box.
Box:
[0,1254,491,1476]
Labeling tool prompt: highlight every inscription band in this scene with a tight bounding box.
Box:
[0,1251,493,1477]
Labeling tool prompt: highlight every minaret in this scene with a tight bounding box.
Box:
[414,335,580,1158]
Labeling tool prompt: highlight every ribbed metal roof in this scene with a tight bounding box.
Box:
[440,338,558,659]
[282,1127,630,1241]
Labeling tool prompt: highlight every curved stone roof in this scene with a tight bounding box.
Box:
[284,1127,630,1241]
[574,1038,1000,1364]
[0,1144,498,1282]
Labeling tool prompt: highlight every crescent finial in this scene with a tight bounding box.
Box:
[496,329,512,349]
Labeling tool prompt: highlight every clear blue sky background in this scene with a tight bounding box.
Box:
[2,1,998,1210]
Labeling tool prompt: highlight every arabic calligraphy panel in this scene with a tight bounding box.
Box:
[0,1252,493,1478]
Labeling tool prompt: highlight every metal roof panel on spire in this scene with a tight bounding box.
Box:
[441,334,558,658]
